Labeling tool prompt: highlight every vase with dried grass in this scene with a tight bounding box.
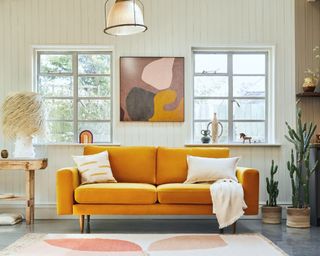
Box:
[2,92,46,158]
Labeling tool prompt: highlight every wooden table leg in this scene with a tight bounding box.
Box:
[79,215,85,233]
[26,170,35,225]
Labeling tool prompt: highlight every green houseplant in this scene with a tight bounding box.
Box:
[285,109,318,228]
[262,160,281,224]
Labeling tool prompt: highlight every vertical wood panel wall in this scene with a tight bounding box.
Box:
[0,0,295,217]
[296,0,320,135]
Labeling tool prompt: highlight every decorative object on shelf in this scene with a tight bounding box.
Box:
[240,133,252,144]
[104,0,147,36]
[316,134,320,143]
[302,77,317,92]
[200,129,211,144]
[210,113,223,143]
[2,92,46,158]
[262,160,282,224]
[0,213,23,226]
[285,108,318,228]
[120,57,184,122]
[1,149,8,159]
[303,45,319,92]
[79,130,93,144]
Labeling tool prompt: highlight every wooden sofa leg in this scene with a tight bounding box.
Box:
[79,215,84,233]
[232,222,237,234]
[86,215,91,233]
[219,228,224,234]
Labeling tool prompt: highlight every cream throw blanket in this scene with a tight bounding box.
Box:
[210,179,247,229]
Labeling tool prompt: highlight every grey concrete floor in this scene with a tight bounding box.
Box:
[0,219,319,256]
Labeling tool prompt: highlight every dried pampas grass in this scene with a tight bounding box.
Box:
[2,92,46,139]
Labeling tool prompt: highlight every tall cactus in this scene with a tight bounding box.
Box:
[266,160,279,207]
[287,150,299,208]
[285,108,318,208]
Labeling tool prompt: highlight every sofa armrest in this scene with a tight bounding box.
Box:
[236,167,259,215]
[56,167,80,215]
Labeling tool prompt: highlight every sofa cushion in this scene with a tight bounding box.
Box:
[75,183,157,204]
[83,146,156,184]
[156,147,230,185]
[185,156,239,183]
[157,183,212,204]
[72,151,117,185]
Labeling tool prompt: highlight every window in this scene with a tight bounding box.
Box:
[193,50,269,143]
[35,51,112,143]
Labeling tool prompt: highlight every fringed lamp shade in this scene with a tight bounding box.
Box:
[2,92,46,158]
[104,0,147,36]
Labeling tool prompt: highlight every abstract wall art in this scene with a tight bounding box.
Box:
[120,57,184,122]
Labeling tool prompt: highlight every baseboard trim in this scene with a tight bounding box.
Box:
[0,203,291,220]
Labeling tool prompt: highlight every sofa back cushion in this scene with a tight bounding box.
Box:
[83,146,156,184]
[156,147,230,185]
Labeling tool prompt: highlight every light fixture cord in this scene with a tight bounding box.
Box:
[104,0,110,30]
[133,0,137,26]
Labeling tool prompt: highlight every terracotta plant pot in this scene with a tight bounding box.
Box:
[286,207,310,228]
[302,86,316,92]
[261,206,282,224]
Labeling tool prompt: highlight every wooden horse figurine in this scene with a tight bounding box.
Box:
[240,133,252,144]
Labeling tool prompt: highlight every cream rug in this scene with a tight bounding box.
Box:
[0,233,287,256]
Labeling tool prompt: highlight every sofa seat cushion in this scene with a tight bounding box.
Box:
[75,183,157,204]
[157,183,212,204]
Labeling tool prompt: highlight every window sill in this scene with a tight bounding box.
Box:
[33,143,121,147]
[185,143,281,148]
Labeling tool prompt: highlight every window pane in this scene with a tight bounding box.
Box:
[233,122,265,143]
[233,76,265,97]
[39,76,73,97]
[47,121,74,143]
[194,76,228,97]
[194,99,228,120]
[40,54,72,73]
[78,76,111,97]
[194,121,228,143]
[78,99,111,120]
[233,99,265,120]
[78,54,110,74]
[44,99,73,120]
[195,54,227,74]
[233,54,266,74]
[78,122,111,143]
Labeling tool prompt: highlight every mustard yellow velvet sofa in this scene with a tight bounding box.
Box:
[56,146,259,233]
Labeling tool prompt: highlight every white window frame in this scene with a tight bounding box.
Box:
[33,47,113,144]
[192,47,275,144]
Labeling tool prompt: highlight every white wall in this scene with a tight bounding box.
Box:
[0,0,296,218]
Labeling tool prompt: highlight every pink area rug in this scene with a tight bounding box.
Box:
[0,233,287,256]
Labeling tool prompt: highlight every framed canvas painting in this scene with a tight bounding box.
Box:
[120,57,184,122]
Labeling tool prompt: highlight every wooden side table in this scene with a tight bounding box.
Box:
[0,158,48,224]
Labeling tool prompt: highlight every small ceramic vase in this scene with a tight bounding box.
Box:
[201,130,211,144]
[211,113,223,143]
[1,150,9,159]
[302,77,317,92]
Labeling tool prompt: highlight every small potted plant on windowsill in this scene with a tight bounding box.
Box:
[262,160,281,224]
[285,109,318,228]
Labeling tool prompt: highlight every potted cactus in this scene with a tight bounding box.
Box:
[262,160,281,224]
[285,109,318,228]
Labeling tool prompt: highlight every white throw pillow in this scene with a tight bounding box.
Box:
[73,151,117,185]
[185,155,240,184]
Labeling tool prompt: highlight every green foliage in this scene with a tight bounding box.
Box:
[38,53,111,143]
[266,160,279,207]
[285,108,318,208]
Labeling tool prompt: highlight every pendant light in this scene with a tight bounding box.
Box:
[104,0,147,36]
